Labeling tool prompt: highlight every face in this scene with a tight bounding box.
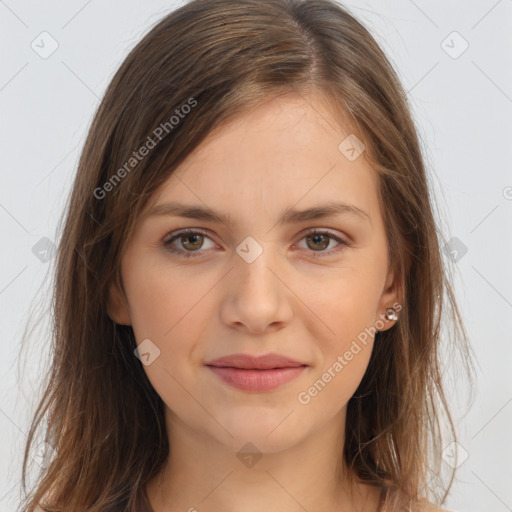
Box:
[108,92,401,454]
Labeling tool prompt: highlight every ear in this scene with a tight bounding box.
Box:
[376,265,404,332]
[106,280,132,325]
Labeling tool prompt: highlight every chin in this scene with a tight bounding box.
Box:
[208,409,310,454]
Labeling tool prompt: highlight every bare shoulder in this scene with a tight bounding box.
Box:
[379,486,453,512]
[415,501,452,512]
[386,499,453,512]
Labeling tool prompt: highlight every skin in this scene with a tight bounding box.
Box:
[108,92,404,512]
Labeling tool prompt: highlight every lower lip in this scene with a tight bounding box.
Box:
[207,366,307,391]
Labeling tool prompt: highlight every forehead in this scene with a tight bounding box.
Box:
[146,93,380,224]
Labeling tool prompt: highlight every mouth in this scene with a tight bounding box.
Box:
[205,353,308,392]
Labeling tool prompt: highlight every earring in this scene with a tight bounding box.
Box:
[385,308,399,321]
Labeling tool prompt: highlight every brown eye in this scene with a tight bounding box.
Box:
[180,233,204,251]
[305,233,331,251]
[163,228,348,260]
[297,229,347,258]
[163,229,215,258]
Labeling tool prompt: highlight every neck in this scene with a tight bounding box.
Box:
[145,406,383,512]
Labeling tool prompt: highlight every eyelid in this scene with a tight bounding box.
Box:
[162,227,216,250]
[162,227,212,243]
[297,227,350,244]
[162,227,350,258]
[294,228,349,257]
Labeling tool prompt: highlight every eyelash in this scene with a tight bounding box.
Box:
[162,228,348,259]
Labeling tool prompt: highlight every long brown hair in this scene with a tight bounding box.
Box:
[19,0,473,510]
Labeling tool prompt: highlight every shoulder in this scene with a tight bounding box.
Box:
[379,486,453,512]
[414,501,452,512]
[383,495,453,512]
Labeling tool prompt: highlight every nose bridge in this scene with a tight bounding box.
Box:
[220,234,292,332]
[234,234,279,297]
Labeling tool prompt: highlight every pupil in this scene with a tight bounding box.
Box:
[310,234,328,250]
[184,234,202,250]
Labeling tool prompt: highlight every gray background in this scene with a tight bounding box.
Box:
[1,1,511,511]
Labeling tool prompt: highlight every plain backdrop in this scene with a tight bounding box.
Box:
[1,1,511,511]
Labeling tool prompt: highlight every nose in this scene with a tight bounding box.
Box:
[218,240,293,334]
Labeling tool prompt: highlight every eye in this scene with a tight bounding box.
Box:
[162,228,348,259]
[295,228,348,258]
[163,229,216,258]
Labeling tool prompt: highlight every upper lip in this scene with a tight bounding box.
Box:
[205,353,307,370]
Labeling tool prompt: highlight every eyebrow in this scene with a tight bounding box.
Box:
[144,200,371,228]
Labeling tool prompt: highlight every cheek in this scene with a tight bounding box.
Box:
[299,262,385,339]
[126,280,172,342]
[123,255,202,341]
[123,262,207,421]
[295,261,383,397]
[122,255,211,381]
[296,346,372,422]
[297,276,379,410]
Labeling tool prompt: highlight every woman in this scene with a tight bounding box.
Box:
[20,0,473,510]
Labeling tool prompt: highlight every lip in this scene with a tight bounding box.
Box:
[205,353,308,392]
[205,353,306,369]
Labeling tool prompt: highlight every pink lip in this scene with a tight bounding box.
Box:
[205,353,308,392]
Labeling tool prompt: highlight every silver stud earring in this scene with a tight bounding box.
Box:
[385,308,399,321]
